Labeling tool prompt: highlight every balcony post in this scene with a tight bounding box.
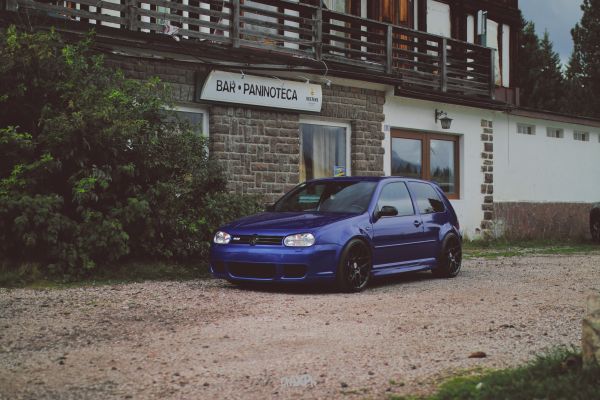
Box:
[489,48,496,99]
[386,25,393,74]
[231,0,241,48]
[314,6,322,61]
[125,0,138,31]
[440,38,447,92]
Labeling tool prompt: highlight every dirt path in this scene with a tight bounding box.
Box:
[1,254,599,399]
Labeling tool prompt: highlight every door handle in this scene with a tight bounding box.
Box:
[413,220,423,227]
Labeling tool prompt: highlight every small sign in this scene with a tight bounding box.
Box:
[198,70,322,112]
[334,166,346,177]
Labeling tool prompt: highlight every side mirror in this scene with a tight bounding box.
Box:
[265,204,275,212]
[374,205,398,221]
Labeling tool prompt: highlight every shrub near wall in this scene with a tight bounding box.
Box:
[0,27,261,277]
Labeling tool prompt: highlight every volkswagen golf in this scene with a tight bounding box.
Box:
[210,177,462,292]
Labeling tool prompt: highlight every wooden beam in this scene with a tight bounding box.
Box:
[314,6,322,60]
[441,38,448,92]
[231,0,240,48]
[386,24,393,74]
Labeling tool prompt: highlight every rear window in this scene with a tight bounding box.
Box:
[407,182,445,214]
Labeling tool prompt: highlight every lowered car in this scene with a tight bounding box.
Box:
[210,177,462,292]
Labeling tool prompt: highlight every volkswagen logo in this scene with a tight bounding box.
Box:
[249,235,259,246]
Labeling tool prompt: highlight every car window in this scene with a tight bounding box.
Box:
[274,181,377,213]
[377,182,414,217]
[407,182,445,214]
[275,183,325,212]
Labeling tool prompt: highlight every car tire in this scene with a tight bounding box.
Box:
[336,239,372,292]
[591,212,600,243]
[432,233,462,278]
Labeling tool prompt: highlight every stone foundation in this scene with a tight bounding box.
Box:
[493,202,593,240]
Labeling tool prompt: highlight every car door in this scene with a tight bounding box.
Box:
[407,181,447,260]
[371,181,425,269]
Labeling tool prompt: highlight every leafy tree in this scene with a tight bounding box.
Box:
[565,0,600,117]
[516,17,565,112]
[0,27,261,277]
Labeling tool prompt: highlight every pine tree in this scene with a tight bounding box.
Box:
[516,16,565,112]
[565,0,600,118]
[516,17,543,108]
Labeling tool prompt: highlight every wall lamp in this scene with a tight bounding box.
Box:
[435,109,453,130]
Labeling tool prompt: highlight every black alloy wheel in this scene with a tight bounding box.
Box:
[433,234,462,278]
[337,239,372,292]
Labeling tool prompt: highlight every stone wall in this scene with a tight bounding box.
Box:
[209,107,301,203]
[321,85,386,177]
[105,55,200,103]
[480,119,494,238]
[494,202,592,240]
[210,84,386,203]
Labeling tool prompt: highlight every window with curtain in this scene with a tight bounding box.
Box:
[391,131,460,198]
[300,123,348,181]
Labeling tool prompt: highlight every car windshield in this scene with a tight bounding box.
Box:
[274,181,377,213]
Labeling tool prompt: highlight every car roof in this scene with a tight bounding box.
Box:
[306,176,436,185]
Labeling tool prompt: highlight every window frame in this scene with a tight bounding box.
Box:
[299,117,352,180]
[574,130,590,142]
[172,103,209,138]
[546,127,564,139]
[390,130,460,200]
[517,123,535,135]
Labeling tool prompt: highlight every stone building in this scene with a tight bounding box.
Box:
[2,0,599,239]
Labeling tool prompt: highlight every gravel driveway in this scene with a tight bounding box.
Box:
[1,253,599,399]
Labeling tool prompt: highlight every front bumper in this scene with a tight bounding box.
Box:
[209,243,341,283]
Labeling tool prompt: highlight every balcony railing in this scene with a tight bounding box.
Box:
[6,0,495,99]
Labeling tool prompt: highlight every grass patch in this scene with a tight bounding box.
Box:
[463,239,600,259]
[391,348,600,400]
[0,260,210,289]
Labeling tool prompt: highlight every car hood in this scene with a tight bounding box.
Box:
[224,212,356,232]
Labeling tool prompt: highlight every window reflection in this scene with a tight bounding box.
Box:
[391,137,422,178]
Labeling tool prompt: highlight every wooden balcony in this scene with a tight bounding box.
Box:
[3,0,496,100]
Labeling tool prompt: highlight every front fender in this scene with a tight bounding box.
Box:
[314,214,372,247]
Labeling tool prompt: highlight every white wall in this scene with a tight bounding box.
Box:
[426,0,451,37]
[495,114,600,203]
[383,95,495,238]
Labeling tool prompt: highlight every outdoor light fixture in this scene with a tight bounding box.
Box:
[435,109,453,130]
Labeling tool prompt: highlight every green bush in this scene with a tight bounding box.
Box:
[0,27,262,277]
[427,348,599,400]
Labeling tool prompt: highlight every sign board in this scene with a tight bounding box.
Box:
[198,70,322,112]
[334,166,346,177]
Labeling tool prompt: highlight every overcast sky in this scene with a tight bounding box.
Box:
[519,0,584,67]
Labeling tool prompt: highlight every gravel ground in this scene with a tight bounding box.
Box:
[1,254,599,400]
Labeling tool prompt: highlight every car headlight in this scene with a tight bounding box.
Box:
[213,231,231,245]
[284,233,315,247]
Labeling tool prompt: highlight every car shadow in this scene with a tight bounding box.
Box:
[221,271,439,295]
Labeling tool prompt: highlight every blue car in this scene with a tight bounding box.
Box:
[210,177,462,292]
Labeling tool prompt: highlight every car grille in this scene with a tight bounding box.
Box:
[228,262,276,279]
[230,235,283,245]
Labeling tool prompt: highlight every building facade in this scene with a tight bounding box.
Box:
[2,0,599,240]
